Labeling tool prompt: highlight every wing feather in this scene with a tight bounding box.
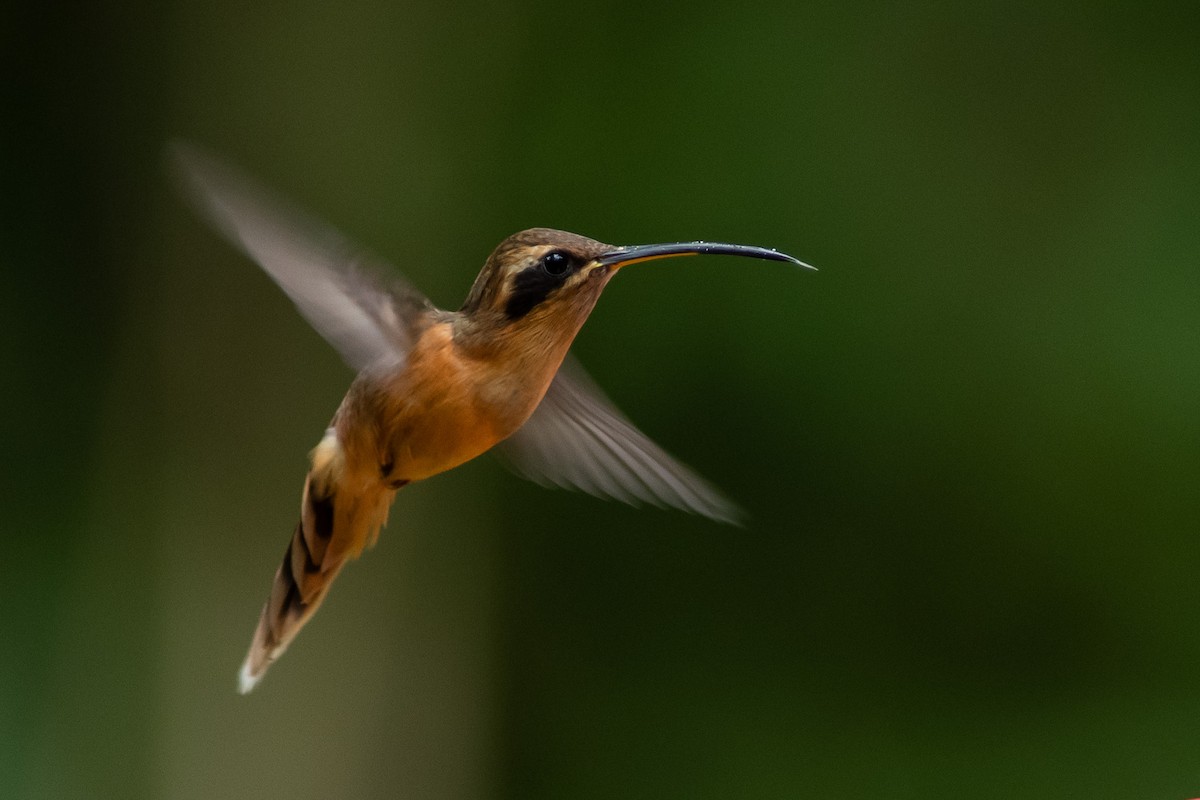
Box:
[498,359,742,524]
[169,141,433,370]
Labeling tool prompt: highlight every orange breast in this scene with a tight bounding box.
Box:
[335,320,563,485]
[374,323,516,482]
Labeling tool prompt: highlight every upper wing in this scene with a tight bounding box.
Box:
[169,142,433,371]
[496,358,743,524]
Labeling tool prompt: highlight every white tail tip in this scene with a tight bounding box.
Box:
[238,659,263,694]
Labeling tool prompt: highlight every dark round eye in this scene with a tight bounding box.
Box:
[540,251,571,276]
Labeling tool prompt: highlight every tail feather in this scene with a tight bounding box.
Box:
[237,429,394,693]
[239,483,345,693]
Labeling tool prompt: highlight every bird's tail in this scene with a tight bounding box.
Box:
[238,429,391,693]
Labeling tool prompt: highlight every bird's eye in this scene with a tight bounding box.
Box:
[540,251,571,276]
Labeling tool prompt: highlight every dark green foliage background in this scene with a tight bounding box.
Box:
[4,2,1199,797]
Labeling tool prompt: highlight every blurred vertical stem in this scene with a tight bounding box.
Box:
[0,2,167,797]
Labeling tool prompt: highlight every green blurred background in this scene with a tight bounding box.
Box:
[4,1,1200,797]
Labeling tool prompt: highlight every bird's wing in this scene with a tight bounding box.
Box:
[496,357,742,524]
[170,142,433,371]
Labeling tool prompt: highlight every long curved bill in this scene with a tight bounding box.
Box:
[596,241,816,271]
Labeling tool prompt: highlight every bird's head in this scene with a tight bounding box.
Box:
[460,228,615,326]
[459,227,811,341]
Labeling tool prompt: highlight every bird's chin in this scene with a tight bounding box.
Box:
[579,265,613,303]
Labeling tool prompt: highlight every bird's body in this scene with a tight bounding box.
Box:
[171,144,812,692]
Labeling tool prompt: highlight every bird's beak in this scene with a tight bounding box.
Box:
[596,241,816,271]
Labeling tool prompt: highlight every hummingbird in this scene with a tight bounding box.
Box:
[170,143,814,693]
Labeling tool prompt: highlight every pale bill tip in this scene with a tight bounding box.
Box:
[772,249,818,271]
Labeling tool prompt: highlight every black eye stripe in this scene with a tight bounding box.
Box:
[504,252,578,320]
[504,267,560,320]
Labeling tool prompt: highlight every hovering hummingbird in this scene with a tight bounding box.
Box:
[170,143,814,693]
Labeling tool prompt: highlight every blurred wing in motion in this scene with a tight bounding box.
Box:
[169,141,434,371]
[497,358,742,524]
